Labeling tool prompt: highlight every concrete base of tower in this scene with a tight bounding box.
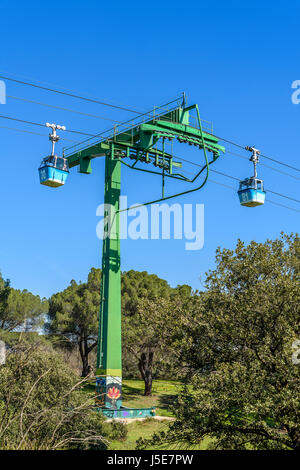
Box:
[95,406,156,419]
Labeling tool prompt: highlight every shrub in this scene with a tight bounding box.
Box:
[0,342,109,450]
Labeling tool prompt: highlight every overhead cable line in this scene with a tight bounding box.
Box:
[0,70,145,113]
[214,134,300,172]
[226,150,300,181]
[267,199,300,212]
[208,178,237,191]
[266,189,300,204]
[0,74,143,114]
[214,134,300,173]
[0,113,95,136]
[7,95,120,123]
[0,125,76,141]
[259,151,300,173]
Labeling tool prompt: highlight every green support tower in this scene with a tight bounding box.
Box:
[57,95,225,419]
[96,151,123,410]
[95,148,156,418]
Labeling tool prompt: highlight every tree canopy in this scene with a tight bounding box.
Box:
[47,268,100,377]
[121,270,174,316]
[0,273,10,326]
[122,296,186,395]
[121,270,192,394]
[139,234,300,450]
[0,272,47,337]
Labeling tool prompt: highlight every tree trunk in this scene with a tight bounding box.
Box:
[138,351,154,396]
[144,373,152,396]
[78,337,90,377]
[78,336,97,377]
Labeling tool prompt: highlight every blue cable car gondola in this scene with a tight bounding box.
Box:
[39,122,69,187]
[238,146,266,207]
[39,155,69,187]
[238,177,266,207]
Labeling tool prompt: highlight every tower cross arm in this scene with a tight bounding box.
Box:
[139,121,225,155]
[65,103,225,173]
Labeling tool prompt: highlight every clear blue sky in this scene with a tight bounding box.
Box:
[0,0,299,298]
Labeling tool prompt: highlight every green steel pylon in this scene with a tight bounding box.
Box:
[96,149,123,409]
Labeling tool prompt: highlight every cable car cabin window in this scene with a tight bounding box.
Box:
[56,158,65,170]
[40,156,69,172]
[45,156,55,166]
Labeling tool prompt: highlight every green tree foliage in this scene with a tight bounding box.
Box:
[139,234,300,450]
[121,270,174,316]
[4,289,47,332]
[121,272,192,395]
[123,297,185,396]
[47,268,100,377]
[48,267,191,384]
[0,272,46,334]
[0,341,111,450]
[0,272,10,314]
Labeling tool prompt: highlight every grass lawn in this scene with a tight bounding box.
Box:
[106,417,211,450]
[121,378,180,417]
[106,418,170,450]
